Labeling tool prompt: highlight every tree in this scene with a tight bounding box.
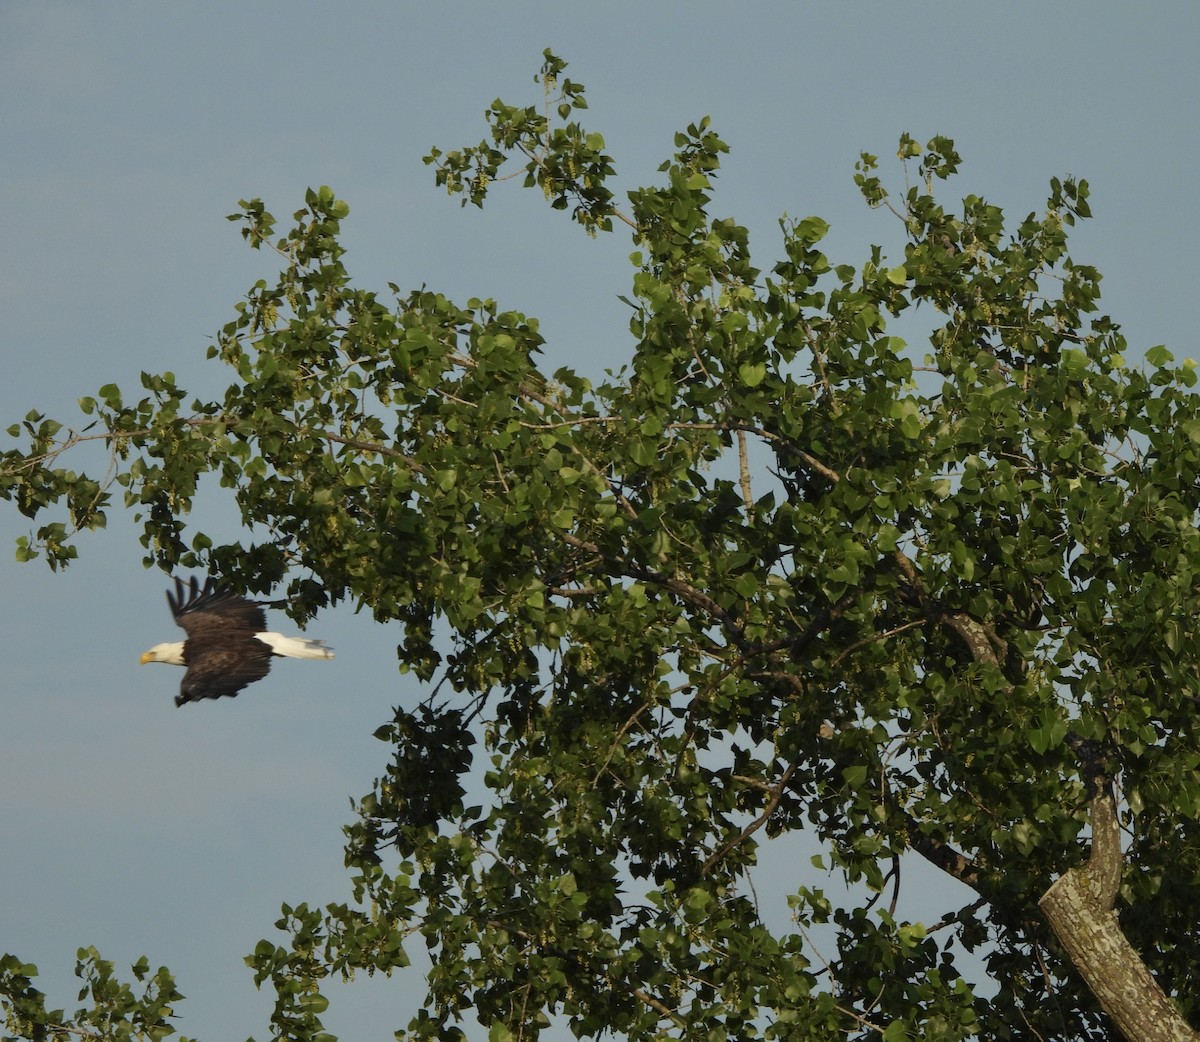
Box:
[4,50,1200,1042]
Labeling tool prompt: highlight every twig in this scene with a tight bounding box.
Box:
[632,988,686,1028]
[700,761,798,876]
[736,427,753,512]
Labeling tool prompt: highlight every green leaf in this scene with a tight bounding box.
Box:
[1146,344,1173,368]
[1029,715,1068,755]
[738,361,767,387]
[843,764,868,789]
[299,992,330,1013]
[98,383,122,409]
[1059,348,1089,379]
[796,215,829,243]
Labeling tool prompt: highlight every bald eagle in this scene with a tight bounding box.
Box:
[140,576,334,706]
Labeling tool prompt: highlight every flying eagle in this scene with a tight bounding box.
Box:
[140,576,334,706]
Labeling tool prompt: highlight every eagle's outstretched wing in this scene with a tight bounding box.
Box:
[169,575,267,635]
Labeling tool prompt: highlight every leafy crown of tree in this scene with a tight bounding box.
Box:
[5,50,1200,1042]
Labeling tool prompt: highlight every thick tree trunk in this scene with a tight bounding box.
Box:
[1039,793,1198,1042]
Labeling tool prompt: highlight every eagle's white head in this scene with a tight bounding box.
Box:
[140,642,187,666]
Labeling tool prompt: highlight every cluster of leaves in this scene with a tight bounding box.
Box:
[6,51,1200,1042]
[0,950,190,1042]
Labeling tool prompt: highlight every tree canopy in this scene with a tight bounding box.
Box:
[5,51,1200,1042]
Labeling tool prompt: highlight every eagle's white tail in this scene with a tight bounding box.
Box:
[255,632,335,660]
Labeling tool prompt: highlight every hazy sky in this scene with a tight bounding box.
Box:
[3,3,1198,1039]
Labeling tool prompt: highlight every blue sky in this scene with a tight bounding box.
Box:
[2,3,1198,1039]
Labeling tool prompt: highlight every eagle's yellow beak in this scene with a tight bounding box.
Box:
[139,651,155,665]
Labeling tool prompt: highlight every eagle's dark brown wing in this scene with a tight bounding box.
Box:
[168,575,267,636]
[168,577,273,705]
[176,638,273,705]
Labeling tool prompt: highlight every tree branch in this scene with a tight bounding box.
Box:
[560,532,748,649]
[736,427,754,512]
[1039,789,1198,1042]
[700,761,799,877]
[905,820,987,893]
[632,988,686,1028]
